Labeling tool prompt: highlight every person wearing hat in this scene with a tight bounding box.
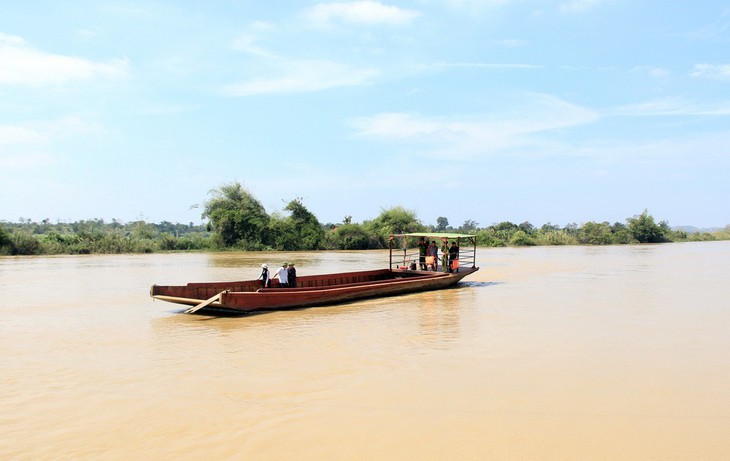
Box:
[287,262,297,288]
[448,241,459,273]
[257,263,271,288]
[273,262,289,288]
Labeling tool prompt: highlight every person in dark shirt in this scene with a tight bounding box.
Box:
[258,263,271,288]
[287,262,297,288]
[417,237,428,270]
[428,241,438,271]
[448,242,459,272]
[441,240,449,273]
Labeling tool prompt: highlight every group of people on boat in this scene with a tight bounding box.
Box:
[417,237,459,272]
[258,262,297,288]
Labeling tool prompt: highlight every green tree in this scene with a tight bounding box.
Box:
[283,198,325,250]
[510,230,536,246]
[458,219,479,233]
[490,221,519,242]
[202,182,270,247]
[267,213,297,251]
[364,206,424,247]
[476,228,505,247]
[579,221,613,245]
[327,223,370,250]
[436,216,449,231]
[610,222,632,244]
[0,225,13,255]
[519,221,536,235]
[627,210,668,243]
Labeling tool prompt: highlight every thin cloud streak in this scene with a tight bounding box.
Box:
[612,98,730,116]
[690,63,730,81]
[0,32,128,85]
[433,61,544,70]
[350,93,599,158]
[305,1,420,27]
[222,60,379,96]
[559,0,607,13]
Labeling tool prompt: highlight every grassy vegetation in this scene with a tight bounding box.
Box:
[2,185,727,255]
[0,219,214,256]
[1,211,728,256]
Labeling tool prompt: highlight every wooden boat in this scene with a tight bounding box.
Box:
[150,233,479,314]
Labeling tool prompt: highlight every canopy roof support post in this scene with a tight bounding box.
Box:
[389,236,393,271]
[471,236,476,268]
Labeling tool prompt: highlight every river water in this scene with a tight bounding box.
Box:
[1,242,729,460]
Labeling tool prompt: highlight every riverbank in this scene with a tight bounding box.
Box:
[2,214,728,256]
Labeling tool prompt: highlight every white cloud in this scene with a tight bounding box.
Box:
[350,93,599,158]
[612,98,730,116]
[493,38,529,47]
[444,0,512,9]
[690,63,730,81]
[231,21,278,57]
[222,60,379,96]
[559,0,606,13]
[0,152,57,169]
[306,1,420,27]
[0,32,128,85]
[0,116,106,169]
[0,125,46,146]
[433,61,543,70]
[231,34,273,58]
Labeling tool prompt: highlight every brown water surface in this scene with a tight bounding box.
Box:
[1,242,729,460]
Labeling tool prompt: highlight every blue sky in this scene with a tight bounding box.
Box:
[1,1,729,228]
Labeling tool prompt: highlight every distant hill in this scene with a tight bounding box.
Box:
[674,226,722,233]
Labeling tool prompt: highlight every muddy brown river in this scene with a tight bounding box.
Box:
[1,242,729,460]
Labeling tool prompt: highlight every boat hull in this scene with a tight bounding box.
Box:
[151,267,478,313]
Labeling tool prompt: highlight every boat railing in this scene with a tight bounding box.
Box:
[259,272,448,292]
[392,249,476,271]
[458,250,476,268]
[392,249,421,269]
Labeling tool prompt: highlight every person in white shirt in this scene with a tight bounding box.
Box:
[273,262,289,288]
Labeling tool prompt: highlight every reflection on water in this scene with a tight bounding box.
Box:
[2,242,730,460]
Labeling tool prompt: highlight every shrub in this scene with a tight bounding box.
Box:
[534,230,578,246]
[327,223,370,250]
[0,226,13,255]
[627,210,668,243]
[10,231,41,255]
[475,229,506,247]
[510,230,536,246]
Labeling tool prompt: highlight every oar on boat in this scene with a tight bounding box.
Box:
[184,291,226,314]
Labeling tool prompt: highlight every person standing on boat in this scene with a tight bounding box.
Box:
[273,262,289,288]
[287,262,297,288]
[448,242,459,273]
[441,240,449,273]
[258,263,271,288]
[428,241,439,271]
[417,236,428,270]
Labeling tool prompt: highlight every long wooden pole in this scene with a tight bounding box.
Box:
[184,291,226,314]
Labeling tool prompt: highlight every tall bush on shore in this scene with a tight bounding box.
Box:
[0,226,14,255]
[326,223,370,250]
[509,230,536,246]
[10,231,41,255]
[202,182,269,248]
[363,207,425,248]
[579,221,613,245]
[627,210,669,243]
[266,199,325,251]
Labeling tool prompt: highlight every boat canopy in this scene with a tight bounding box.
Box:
[391,232,476,239]
[388,232,477,270]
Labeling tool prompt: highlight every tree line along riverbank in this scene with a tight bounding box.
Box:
[3,182,728,256]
